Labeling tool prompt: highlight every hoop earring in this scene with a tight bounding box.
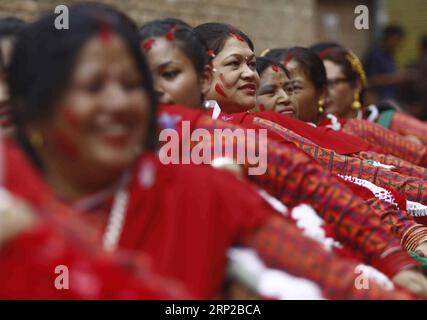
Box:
[351,92,362,110]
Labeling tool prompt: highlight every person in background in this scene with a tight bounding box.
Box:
[363,25,411,105]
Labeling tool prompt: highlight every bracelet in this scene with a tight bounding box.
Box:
[401,224,425,246]
[405,231,427,252]
[405,231,426,251]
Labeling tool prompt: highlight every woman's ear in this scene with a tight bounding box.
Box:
[200,64,214,96]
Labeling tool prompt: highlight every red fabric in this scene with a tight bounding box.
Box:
[3,138,53,207]
[0,140,193,299]
[2,110,418,299]
[120,154,271,299]
[0,223,190,299]
[390,111,427,146]
[381,185,408,212]
[339,177,407,212]
[159,105,371,154]
[1,138,270,299]
[241,111,372,154]
[158,105,420,278]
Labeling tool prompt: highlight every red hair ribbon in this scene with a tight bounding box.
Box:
[272,65,279,72]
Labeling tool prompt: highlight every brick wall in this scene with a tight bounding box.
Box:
[0,0,316,55]
[314,0,374,57]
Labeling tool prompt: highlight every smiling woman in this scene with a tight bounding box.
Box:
[6,5,414,300]
[195,23,259,113]
[9,4,158,201]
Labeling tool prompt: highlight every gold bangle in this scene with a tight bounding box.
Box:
[406,232,427,251]
[401,224,424,245]
[404,231,424,251]
[406,231,426,249]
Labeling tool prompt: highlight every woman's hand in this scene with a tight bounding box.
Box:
[392,269,427,298]
[415,241,427,258]
[405,135,423,146]
[0,189,36,246]
[211,157,243,176]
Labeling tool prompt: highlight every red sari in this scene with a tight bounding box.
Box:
[158,105,422,279]
[116,153,418,299]
[389,111,427,145]
[0,140,190,299]
[0,130,418,299]
[319,116,427,167]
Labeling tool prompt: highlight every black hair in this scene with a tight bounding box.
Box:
[255,56,290,79]
[262,48,288,61]
[383,25,405,40]
[194,22,254,55]
[318,47,359,84]
[0,17,26,38]
[268,47,326,93]
[309,42,341,54]
[8,3,158,169]
[139,18,209,76]
[318,46,367,105]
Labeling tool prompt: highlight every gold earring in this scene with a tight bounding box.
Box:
[30,132,44,149]
[318,98,325,113]
[351,92,362,110]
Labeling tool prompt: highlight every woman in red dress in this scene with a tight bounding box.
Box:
[264,46,427,167]
[140,19,427,297]
[3,3,418,300]
[315,44,427,146]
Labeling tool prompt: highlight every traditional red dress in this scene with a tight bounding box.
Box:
[0,140,190,299]
[157,105,423,279]
[319,116,427,167]
[249,116,427,205]
[388,111,427,146]
[358,107,427,146]
[0,126,420,299]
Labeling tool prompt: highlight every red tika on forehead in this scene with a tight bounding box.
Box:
[97,17,112,44]
[259,104,266,111]
[283,53,293,66]
[230,32,245,42]
[143,38,155,52]
[165,25,177,42]
[272,65,279,72]
[319,49,333,60]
